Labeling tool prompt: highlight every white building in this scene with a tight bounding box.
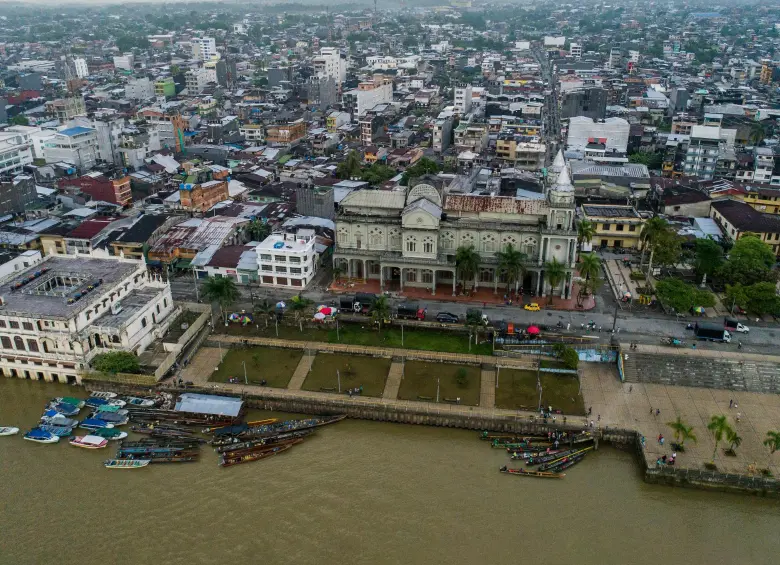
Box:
[73,112,125,167]
[366,56,398,70]
[256,231,319,289]
[544,36,566,47]
[313,47,346,85]
[113,54,135,71]
[239,124,264,143]
[73,58,89,79]
[185,69,212,95]
[342,79,393,118]
[515,41,531,51]
[192,37,217,61]
[0,255,176,384]
[125,78,155,101]
[454,84,473,115]
[0,130,35,176]
[0,250,43,282]
[44,126,99,172]
[566,117,630,153]
[570,43,582,59]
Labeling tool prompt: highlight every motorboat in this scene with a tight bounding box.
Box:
[91,428,128,441]
[91,412,128,426]
[47,402,80,417]
[0,426,19,436]
[40,411,78,428]
[54,397,85,408]
[104,459,150,469]
[70,435,109,449]
[23,428,60,444]
[124,397,156,407]
[39,424,74,437]
[90,391,118,399]
[79,418,114,431]
[85,397,126,409]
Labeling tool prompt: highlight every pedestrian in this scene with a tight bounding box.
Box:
[629,385,633,393]
[588,406,592,415]
[563,416,567,425]
[567,323,570,330]
[734,402,738,409]
[729,399,733,408]
[738,341,742,350]
[656,458,662,467]
[736,412,741,423]
[660,436,665,446]
[672,451,677,460]
[658,433,663,443]
[662,455,667,464]
[650,407,653,415]
[656,408,660,416]
[597,414,601,422]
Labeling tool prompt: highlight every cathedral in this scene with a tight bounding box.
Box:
[333,150,578,298]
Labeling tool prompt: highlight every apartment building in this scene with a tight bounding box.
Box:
[313,47,346,85]
[495,134,546,171]
[0,175,38,214]
[453,119,489,152]
[454,84,473,115]
[59,172,132,207]
[239,124,264,144]
[155,78,176,98]
[581,204,644,249]
[342,78,393,118]
[683,125,721,180]
[73,58,89,78]
[256,230,319,289]
[185,69,212,95]
[45,97,86,123]
[265,120,307,147]
[192,37,217,61]
[125,78,155,101]
[0,130,34,176]
[44,126,98,172]
[136,105,186,152]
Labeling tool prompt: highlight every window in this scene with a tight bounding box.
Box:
[27,340,39,352]
[274,255,286,262]
[406,239,417,252]
[0,320,5,328]
[289,257,301,264]
[406,270,417,282]
[260,254,272,261]
[422,271,433,283]
[276,266,287,273]
[163,298,168,308]
[616,224,624,232]
[601,224,609,231]
[1,336,10,349]
[14,336,24,350]
[141,318,148,328]
[261,264,273,272]
[424,241,434,253]
[629,225,636,232]
[262,276,274,284]
[9,321,18,329]
[156,304,161,314]
[290,267,302,275]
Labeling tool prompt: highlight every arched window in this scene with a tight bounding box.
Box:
[14,336,25,350]
[440,231,455,250]
[482,234,496,253]
[423,236,434,254]
[141,317,148,328]
[405,236,417,253]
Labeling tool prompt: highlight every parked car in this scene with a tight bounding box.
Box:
[436,312,460,323]
[524,303,541,312]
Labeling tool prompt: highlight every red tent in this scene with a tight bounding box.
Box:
[527,325,540,335]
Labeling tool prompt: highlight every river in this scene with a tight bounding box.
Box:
[2,378,780,565]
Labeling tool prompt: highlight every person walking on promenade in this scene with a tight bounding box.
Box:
[650,407,653,415]
[730,399,733,408]
[656,408,660,416]
[736,413,741,423]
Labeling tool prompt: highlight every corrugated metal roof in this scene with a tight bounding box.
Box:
[175,393,242,417]
[341,190,406,209]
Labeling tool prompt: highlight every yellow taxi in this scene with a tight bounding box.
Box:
[523,303,541,312]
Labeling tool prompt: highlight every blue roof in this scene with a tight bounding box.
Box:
[59,126,93,137]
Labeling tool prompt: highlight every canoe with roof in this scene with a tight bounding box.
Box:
[79,418,115,431]
[104,459,151,469]
[0,426,19,436]
[499,466,564,479]
[70,435,109,449]
[23,428,60,444]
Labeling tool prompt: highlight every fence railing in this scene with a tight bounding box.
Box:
[647,466,780,492]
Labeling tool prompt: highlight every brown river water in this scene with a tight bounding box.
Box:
[2,378,780,565]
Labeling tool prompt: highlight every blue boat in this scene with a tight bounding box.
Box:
[47,402,80,417]
[40,411,78,428]
[85,397,110,408]
[23,428,60,444]
[79,418,114,431]
[39,424,74,437]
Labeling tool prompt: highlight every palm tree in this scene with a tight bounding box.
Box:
[254,300,276,328]
[726,428,742,455]
[578,252,601,282]
[667,416,697,449]
[749,121,766,146]
[639,217,669,274]
[370,295,391,334]
[496,244,527,294]
[332,265,344,284]
[288,295,313,323]
[577,220,595,250]
[763,431,780,471]
[455,245,480,293]
[543,257,566,304]
[246,220,271,242]
[337,150,362,179]
[707,415,732,462]
[201,276,240,324]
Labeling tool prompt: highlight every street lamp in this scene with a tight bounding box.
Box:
[436,376,440,403]
[242,360,247,385]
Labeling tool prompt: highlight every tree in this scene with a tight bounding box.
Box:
[578,253,601,281]
[455,245,480,292]
[361,163,396,185]
[749,121,766,146]
[92,351,141,374]
[369,295,391,333]
[639,217,669,272]
[707,414,732,462]
[763,431,780,470]
[577,220,595,250]
[543,257,566,304]
[743,282,780,315]
[201,276,240,324]
[254,300,276,328]
[332,265,344,284]
[651,230,683,271]
[337,150,362,179]
[288,295,313,323]
[726,428,742,455]
[10,115,29,126]
[655,278,715,313]
[455,367,469,387]
[401,157,440,185]
[717,235,776,286]
[169,64,181,76]
[725,283,749,313]
[246,220,271,242]
[561,347,579,370]
[693,238,724,280]
[496,244,527,294]
[667,416,697,448]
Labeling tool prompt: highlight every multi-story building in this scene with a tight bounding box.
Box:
[569,43,582,59]
[326,111,351,133]
[125,78,155,101]
[454,84,473,115]
[256,230,319,289]
[0,255,175,384]
[0,130,34,176]
[711,199,780,256]
[44,126,98,172]
[432,108,454,153]
[313,47,346,86]
[136,105,186,152]
[59,173,132,207]
[45,97,86,123]
[566,117,629,153]
[333,165,578,298]
[453,119,489,152]
[495,134,546,171]
[239,124,264,144]
[560,88,608,121]
[581,204,644,249]
[683,125,721,180]
[73,112,124,167]
[179,180,229,213]
[118,125,161,170]
[154,77,176,98]
[73,58,89,79]
[0,174,37,214]
[185,69,212,95]
[342,78,393,118]
[113,54,135,71]
[265,120,307,147]
[753,147,775,184]
[192,37,217,61]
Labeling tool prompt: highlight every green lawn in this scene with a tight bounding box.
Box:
[302,353,391,397]
[495,368,585,415]
[216,321,492,355]
[209,347,302,388]
[397,360,481,406]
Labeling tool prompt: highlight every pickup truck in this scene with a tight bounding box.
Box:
[694,323,732,343]
[724,317,749,333]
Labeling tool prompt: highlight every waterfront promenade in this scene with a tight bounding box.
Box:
[177,337,780,478]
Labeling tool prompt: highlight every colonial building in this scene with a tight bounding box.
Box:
[333,152,578,298]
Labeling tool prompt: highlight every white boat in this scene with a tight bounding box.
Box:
[90,391,118,399]
[23,428,60,444]
[124,396,156,407]
[69,435,109,449]
[104,459,151,469]
[0,426,19,436]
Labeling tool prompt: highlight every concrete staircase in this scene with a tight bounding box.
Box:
[621,352,780,394]
[382,358,405,400]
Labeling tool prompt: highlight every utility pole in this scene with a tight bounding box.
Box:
[242,360,247,385]
[337,369,341,393]
[192,268,199,302]
[612,304,619,332]
[436,376,440,403]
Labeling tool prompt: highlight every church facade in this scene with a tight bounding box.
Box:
[333,152,578,298]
